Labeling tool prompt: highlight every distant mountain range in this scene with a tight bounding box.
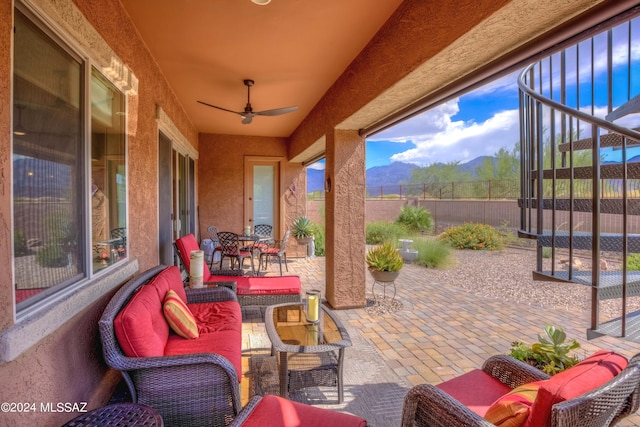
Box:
[307,156,496,193]
[13,158,72,198]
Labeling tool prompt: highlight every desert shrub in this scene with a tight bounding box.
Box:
[396,205,433,234]
[310,223,325,256]
[542,247,553,259]
[14,229,29,256]
[626,253,640,271]
[438,223,504,250]
[509,325,580,375]
[413,238,453,269]
[366,221,407,244]
[36,244,68,267]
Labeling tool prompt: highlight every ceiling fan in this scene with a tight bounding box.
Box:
[198,79,298,124]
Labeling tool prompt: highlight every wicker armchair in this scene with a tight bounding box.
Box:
[400,354,640,427]
[98,265,242,427]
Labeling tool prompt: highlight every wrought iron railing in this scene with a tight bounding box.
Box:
[518,8,640,339]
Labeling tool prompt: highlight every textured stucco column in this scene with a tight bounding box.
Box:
[325,129,366,309]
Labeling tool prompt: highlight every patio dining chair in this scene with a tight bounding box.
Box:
[207,225,223,268]
[218,231,255,274]
[259,229,290,275]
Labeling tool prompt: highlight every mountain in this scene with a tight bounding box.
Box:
[307,168,325,193]
[306,157,497,194]
[366,162,416,187]
[13,158,72,198]
[457,156,495,176]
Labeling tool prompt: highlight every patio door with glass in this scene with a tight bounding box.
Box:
[158,132,195,266]
[244,157,281,238]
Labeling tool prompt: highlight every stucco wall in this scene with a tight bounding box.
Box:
[0,0,200,425]
[0,0,12,332]
[198,133,307,256]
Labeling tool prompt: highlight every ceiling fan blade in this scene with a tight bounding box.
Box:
[254,106,299,116]
[197,100,244,116]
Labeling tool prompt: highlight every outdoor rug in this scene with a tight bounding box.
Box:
[249,326,410,427]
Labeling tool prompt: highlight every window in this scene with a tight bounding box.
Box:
[13,8,127,311]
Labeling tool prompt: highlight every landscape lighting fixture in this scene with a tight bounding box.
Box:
[251,0,271,5]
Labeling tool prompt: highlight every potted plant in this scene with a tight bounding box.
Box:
[292,216,314,245]
[366,241,404,282]
[509,324,580,375]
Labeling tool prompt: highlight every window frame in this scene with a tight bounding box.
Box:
[10,2,131,321]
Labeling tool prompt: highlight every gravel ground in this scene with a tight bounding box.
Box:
[419,246,640,320]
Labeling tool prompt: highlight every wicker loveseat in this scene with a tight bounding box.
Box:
[400,352,640,427]
[98,265,243,427]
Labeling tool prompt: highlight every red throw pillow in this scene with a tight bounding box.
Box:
[163,290,199,339]
[524,350,628,427]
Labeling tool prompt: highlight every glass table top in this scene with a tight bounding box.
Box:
[268,303,346,349]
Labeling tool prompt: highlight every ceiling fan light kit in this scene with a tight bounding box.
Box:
[198,79,298,124]
[251,0,271,5]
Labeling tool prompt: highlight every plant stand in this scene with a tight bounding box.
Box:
[371,279,397,302]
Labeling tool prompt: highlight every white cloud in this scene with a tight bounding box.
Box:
[369,100,520,166]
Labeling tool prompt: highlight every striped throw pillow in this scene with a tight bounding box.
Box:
[163,290,199,339]
[484,381,543,427]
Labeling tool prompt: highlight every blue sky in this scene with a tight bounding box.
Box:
[308,18,640,172]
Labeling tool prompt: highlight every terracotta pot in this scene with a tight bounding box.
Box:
[368,268,400,282]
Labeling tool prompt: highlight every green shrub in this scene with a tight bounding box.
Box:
[542,247,553,259]
[366,221,407,244]
[396,205,433,234]
[366,242,404,272]
[310,223,325,256]
[292,216,315,239]
[413,238,453,269]
[36,244,68,267]
[14,229,29,256]
[627,254,640,271]
[509,325,580,375]
[438,223,504,250]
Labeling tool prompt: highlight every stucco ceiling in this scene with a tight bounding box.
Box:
[119,0,404,137]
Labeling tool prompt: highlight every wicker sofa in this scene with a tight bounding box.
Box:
[98,265,243,427]
[400,352,640,427]
[175,234,302,307]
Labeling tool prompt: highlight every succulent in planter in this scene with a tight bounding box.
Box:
[366,242,404,282]
[509,325,580,375]
[292,216,314,241]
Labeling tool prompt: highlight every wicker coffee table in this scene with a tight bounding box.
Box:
[265,303,352,403]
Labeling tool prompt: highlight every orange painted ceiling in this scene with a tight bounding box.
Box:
[120,0,404,137]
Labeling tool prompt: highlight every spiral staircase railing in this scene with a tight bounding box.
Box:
[518,9,640,341]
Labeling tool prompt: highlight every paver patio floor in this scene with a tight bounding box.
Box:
[239,250,640,426]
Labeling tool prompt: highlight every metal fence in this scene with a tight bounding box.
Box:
[365,180,520,200]
[361,178,640,200]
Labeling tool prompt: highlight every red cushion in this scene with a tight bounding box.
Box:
[207,275,301,295]
[189,300,242,334]
[165,329,242,382]
[237,395,367,427]
[524,350,628,427]
[148,266,189,302]
[176,234,212,281]
[114,281,169,357]
[436,369,513,417]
